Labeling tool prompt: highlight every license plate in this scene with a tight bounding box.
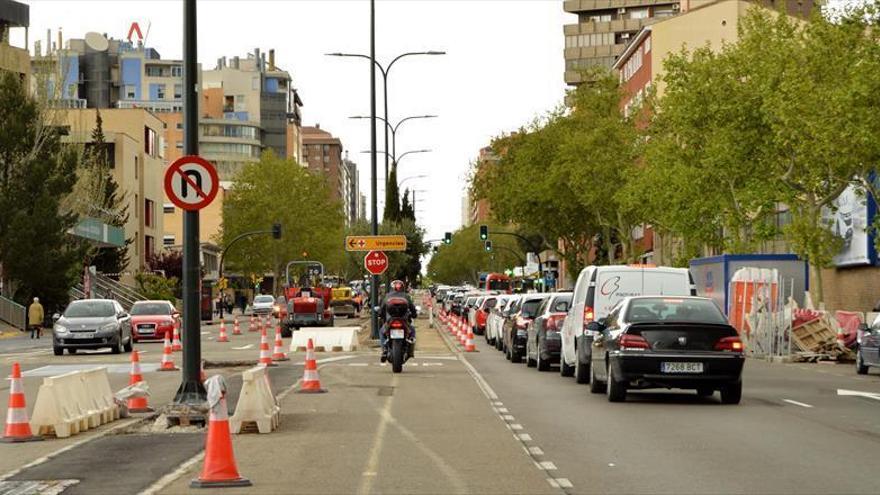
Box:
[661,362,704,373]
[390,329,405,339]
[72,332,95,339]
[138,328,154,335]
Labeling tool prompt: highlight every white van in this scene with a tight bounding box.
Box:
[559,265,695,383]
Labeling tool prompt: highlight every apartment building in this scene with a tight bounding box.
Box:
[61,108,165,279]
[342,155,360,226]
[0,0,29,81]
[562,0,812,86]
[302,124,355,222]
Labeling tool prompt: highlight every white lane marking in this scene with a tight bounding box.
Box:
[418,355,457,361]
[492,401,503,406]
[502,414,515,421]
[548,478,573,488]
[348,363,369,367]
[782,399,814,408]
[517,433,532,441]
[496,407,509,413]
[358,374,399,495]
[837,389,880,401]
[420,362,443,367]
[231,344,253,350]
[608,463,616,467]
[536,461,557,471]
[528,446,544,456]
[200,331,209,335]
[509,424,523,431]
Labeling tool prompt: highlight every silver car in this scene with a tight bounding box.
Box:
[53,299,133,355]
[252,294,275,315]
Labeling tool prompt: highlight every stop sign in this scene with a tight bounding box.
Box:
[364,250,389,275]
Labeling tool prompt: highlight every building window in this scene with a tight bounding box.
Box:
[157,85,166,99]
[224,95,234,112]
[172,66,182,77]
[644,36,651,53]
[125,85,136,99]
[144,126,157,157]
[176,122,183,129]
[322,144,329,155]
[145,235,155,257]
[629,8,649,20]
[146,66,162,77]
[654,7,677,18]
[173,84,182,99]
[145,199,155,227]
[163,235,175,246]
[176,141,183,149]
[163,203,175,214]
[588,13,612,23]
[323,155,329,163]
[134,156,138,180]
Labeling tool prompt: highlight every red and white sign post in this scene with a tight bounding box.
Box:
[163,155,220,212]
[364,251,389,276]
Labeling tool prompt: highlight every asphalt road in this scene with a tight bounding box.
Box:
[462,332,880,494]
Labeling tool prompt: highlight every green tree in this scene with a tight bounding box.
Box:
[383,166,401,222]
[427,223,521,285]
[0,72,84,312]
[221,152,344,293]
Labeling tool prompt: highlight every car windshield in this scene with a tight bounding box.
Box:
[130,303,172,316]
[625,298,727,324]
[64,301,115,318]
[255,295,274,304]
[275,296,286,304]
[520,298,544,318]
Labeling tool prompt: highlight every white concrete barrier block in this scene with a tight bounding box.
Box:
[231,365,281,434]
[290,327,359,352]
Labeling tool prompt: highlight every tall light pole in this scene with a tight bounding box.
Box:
[368,0,379,340]
[326,51,445,185]
[398,174,427,189]
[350,114,437,167]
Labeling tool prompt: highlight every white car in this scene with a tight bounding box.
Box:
[485,295,510,345]
[252,294,276,316]
[488,295,519,348]
[559,265,696,383]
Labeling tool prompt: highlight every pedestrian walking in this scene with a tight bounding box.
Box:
[27,297,44,339]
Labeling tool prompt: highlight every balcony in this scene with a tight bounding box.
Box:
[117,99,183,113]
[564,0,679,13]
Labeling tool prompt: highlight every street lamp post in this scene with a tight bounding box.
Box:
[326,51,445,185]
[350,115,437,167]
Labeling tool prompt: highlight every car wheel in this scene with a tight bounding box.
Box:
[721,381,742,405]
[697,388,714,397]
[606,361,626,402]
[537,352,550,371]
[53,346,63,356]
[505,342,512,361]
[495,335,504,351]
[123,336,133,353]
[574,353,589,383]
[856,352,869,375]
[111,335,122,354]
[281,325,292,338]
[510,345,522,363]
[560,353,575,377]
[589,362,605,394]
[68,348,77,355]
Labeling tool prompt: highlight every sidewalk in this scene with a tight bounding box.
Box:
[158,323,558,494]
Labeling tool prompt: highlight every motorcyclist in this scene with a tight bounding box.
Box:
[378,279,417,363]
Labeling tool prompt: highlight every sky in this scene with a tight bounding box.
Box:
[11,0,572,243]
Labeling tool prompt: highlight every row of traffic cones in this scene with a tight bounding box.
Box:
[443,312,475,353]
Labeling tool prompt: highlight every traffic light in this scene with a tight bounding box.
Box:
[479,225,489,240]
[271,223,282,239]
[444,232,452,244]
[484,240,492,252]
[432,245,439,253]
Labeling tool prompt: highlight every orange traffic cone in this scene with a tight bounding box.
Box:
[297,338,326,394]
[159,333,178,371]
[2,362,42,443]
[465,329,476,352]
[217,319,229,343]
[127,351,153,413]
[232,317,241,336]
[258,328,274,366]
[171,320,183,352]
[191,377,251,488]
[248,315,256,332]
[272,325,288,361]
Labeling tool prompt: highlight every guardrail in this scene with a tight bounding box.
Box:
[0,295,26,329]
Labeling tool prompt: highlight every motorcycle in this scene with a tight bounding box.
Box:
[378,298,415,373]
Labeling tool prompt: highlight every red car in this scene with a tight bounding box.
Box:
[130,300,179,343]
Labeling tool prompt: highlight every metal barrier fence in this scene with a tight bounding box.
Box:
[735,277,794,360]
[0,295,27,329]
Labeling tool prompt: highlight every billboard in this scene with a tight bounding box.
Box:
[825,184,878,267]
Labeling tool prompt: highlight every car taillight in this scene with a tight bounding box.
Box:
[516,316,529,329]
[583,306,594,324]
[619,334,650,350]
[714,336,744,352]
[546,315,565,332]
[390,320,404,329]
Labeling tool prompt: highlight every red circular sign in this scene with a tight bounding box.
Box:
[364,251,389,275]
[164,155,220,211]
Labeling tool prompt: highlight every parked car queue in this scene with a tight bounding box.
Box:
[434,265,747,404]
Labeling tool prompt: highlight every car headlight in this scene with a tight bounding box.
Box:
[100,323,117,332]
[54,324,68,334]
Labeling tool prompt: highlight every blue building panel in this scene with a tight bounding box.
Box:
[62,54,79,98]
[149,83,161,100]
[121,58,142,100]
[264,77,279,93]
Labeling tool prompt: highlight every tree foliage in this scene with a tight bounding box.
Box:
[427,223,523,285]
[0,72,84,312]
[221,152,344,293]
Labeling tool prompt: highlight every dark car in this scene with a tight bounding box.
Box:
[503,294,549,363]
[450,294,465,316]
[525,293,571,371]
[856,315,880,374]
[52,299,133,355]
[588,296,744,404]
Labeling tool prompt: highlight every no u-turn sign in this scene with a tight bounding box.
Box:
[163,155,220,211]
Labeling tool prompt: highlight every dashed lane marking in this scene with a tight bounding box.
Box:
[782,399,814,408]
[496,407,509,413]
[528,446,544,456]
[517,433,532,441]
[536,461,557,471]
[502,414,515,421]
[231,344,253,350]
[548,478,573,489]
[508,424,524,431]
